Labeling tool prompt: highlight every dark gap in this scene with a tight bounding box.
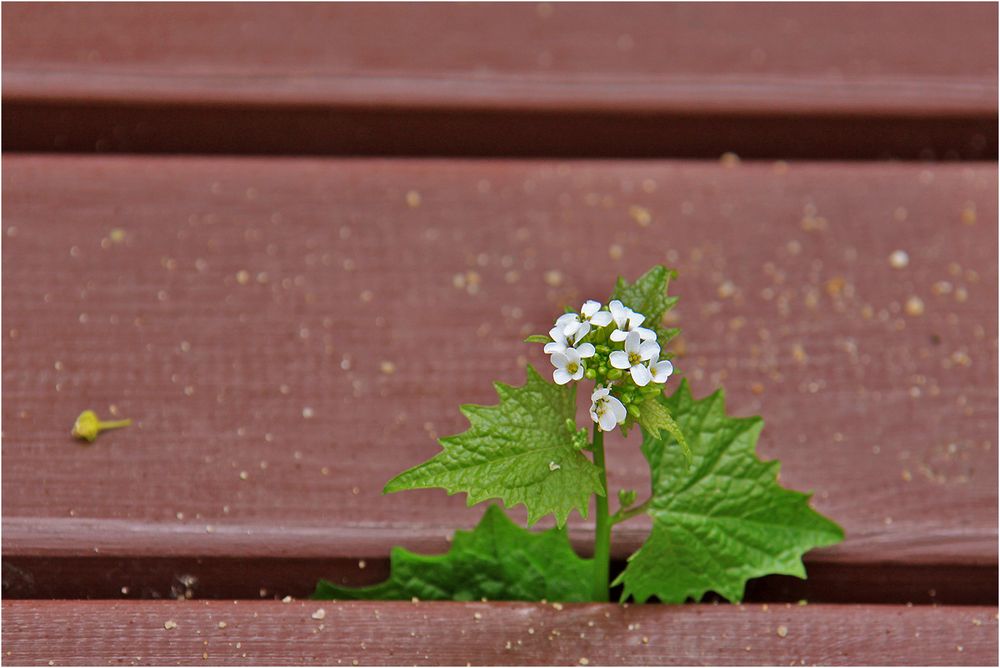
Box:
[3,102,996,161]
[4,557,995,605]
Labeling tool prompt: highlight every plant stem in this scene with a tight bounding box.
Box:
[591,425,611,602]
[610,498,651,525]
[98,419,132,431]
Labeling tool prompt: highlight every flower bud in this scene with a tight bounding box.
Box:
[618,489,638,508]
[71,410,101,442]
[72,410,132,443]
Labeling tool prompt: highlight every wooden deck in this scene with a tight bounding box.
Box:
[3,3,996,158]
[2,3,997,666]
[3,601,997,666]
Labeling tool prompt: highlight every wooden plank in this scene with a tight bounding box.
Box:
[3,156,996,587]
[2,600,997,666]
[2,3,996,158]
[4,3,996,114]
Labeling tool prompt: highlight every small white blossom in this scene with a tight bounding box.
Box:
[544,326,596,358]
[556,300,613,343]
[610,331,660,386]
[544,326,569,354]
[549,346,594,385]
[590,386,627,432]
[647,352,674,384]
[608,300,656,342]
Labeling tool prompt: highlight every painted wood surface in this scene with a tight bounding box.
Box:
[3,157,995,591]
[4,3,996,114]
[3,4,995,157]
[3,600,997,666]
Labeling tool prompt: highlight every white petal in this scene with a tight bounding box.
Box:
[630,364,652,387]
[543,341,566,354]
[572,321,591,343]
[591,386,611,401]
[590,408,600,424]
[609,350,630,370]
[571,365,585,380]
[548,326,567,345]
[610,329,628,342]
[553,368,572,385]
[581,300,601,318]
[576,343,596,358]
[555,312,578,327]
[563,320,582,338]
[589,311,613,327]
[609,396,627,423]
[639,340,661,361]
[624,330,641,354]
[637,327,657,341]
[599,409,618,432]
[563,348,581,364]
[550,351,568,369]
[627,311,646,328]
[608,300,628,326]
[651,360,674,383]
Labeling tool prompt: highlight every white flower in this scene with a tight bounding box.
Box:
[608,300,656,342]
[544,326,596,359]
[590,386,627,432]
[543,326,569,355]
[556,300,613,343]
[609,331,660,386]
[550,346,593,385]
[647,352,674,384]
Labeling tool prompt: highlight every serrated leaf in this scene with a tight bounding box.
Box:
[637,395,693,466]
[313,505,592,601]
[615,380,844,603]
[384,366,604,526]
[610,265,679,343]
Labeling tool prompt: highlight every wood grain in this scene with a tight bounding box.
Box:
[4,3,996,114]
[2,3,996,158]
[2,600,997,666]
[3,156,996,588]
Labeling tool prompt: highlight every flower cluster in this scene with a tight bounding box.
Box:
[542,299,674,432]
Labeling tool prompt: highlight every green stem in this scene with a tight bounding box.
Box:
[610,498,651,526]
[98,418,132,431]
[591,425,611,602]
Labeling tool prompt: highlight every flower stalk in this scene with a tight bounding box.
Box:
[71,410,132,443]
[590,424,611,602]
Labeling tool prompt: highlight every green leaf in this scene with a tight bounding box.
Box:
[636,395,693,466]
[615,380,844,603]
[523,334,551,344]
[610,265,679,343]
[384,366,604,526]
[313,505,592,601]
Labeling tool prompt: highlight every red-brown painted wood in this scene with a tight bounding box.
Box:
[3,156,996,594]
[2,4,996,158]
[4,3,996,115]
[2,600,997,666]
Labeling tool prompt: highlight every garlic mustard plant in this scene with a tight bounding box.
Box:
[315,266,843,604]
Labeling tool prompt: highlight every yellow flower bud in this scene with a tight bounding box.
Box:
[72,410,132,443]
